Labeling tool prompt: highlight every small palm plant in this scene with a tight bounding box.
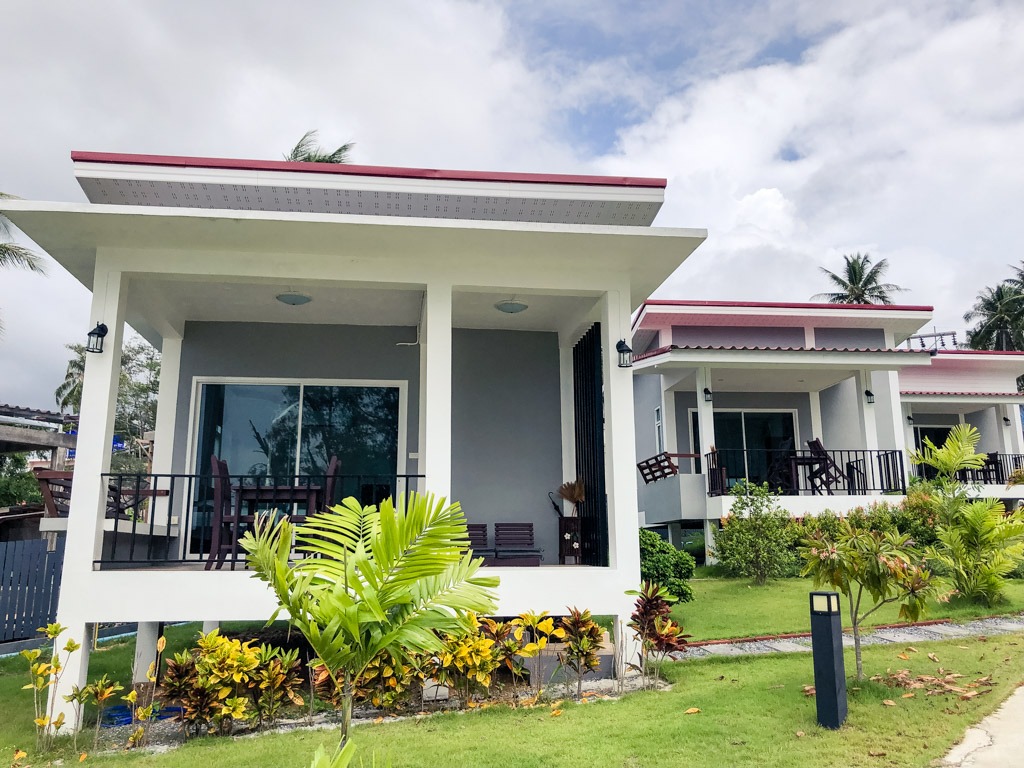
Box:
[285,130,354,164]
[241,491,498,767]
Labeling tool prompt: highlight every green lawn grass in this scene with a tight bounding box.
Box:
[677,577,1024,641]
[4,634,1021,768]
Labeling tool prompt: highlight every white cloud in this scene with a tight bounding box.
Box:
[594,2,1024,331]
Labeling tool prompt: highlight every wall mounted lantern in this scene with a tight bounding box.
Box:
[703,387,713,402]
[864,390,875,404]
[1004,416,1013,426]
[86,323,108,354]
[616,339,633,368]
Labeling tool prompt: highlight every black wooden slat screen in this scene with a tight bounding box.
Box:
[573,323,609,566]
[0,538,66,643]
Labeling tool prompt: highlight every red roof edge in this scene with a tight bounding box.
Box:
[641,299,934,312]
[933,349,1024,357]
[70,151,667,189]
[902,391,1024,396]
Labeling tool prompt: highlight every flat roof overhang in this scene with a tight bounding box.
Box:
[902,392,1024,411]
[631,301,933,349]
[633,346,934,392]
[0,200,706,343]
[72,153,667,227]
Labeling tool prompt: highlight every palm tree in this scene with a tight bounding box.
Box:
[1,193,46,335]
[812,253,906,305]
[241,492,497,763]
[964,283,1024,351]
[284,130,354,164]
[55,344,87,414]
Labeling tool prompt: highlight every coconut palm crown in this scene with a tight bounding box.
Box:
[285,130,354,164]
[812,253,906,305]
[963,282,1024,352]
[1,192,46,335]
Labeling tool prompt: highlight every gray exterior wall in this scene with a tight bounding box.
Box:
[814,327,886,350]
[966,407,1001,453]
[173,322,421,474]
[671,326,804,348]
[451,329,563,564]
[673,392,699,470]
[634,374,677,522]
[819,377,863,448]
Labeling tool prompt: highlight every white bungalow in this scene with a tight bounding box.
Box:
[1,152,706,722]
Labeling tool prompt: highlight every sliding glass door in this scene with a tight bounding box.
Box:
[692,410,796,489]
[194,381,402,497]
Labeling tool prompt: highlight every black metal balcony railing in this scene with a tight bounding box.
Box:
[704,448,907,497]
[96,472,424,568]
[912,452,1024,485]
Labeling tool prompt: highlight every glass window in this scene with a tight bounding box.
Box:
[654,406,665,453]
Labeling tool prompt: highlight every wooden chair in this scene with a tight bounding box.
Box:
[322,455,341,511]
[205,456,238,570]
[804,439,846,495]
[493,522,542,566]
[33,468,140,520]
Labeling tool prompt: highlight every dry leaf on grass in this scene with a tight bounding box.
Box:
[373,716,384,724]
[868,750,887,757]
[902,693,916,699]
[906,646,918,653]
[684,707,701,715]
[795,731,805,738]
[882,699,897,707]
[550,709,563,717]
[928,653,940,663]
[897,653,909,660]
[802,685,816,697]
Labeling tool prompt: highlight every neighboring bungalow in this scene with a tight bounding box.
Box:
[630,300,1024,550]
[900,349,1024,499]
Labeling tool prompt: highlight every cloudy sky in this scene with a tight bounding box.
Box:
[2,0,1023,410]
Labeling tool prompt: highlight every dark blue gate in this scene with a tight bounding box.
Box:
[0,537,66,642]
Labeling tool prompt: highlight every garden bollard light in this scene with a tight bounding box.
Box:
[809,591,847,729]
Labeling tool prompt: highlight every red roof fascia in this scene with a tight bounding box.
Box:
[901,391,1024,397]
[933,350,1024,357]
[641,299,934,312]
[633,344,931,362]
[70,151,667,189]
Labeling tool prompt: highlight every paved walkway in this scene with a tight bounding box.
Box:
[670,614,1024,659]
[937,684,1024,767]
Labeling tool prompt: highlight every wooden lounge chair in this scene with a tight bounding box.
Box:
[493,522,542,566]
[804,439,846,495]
[636,452,700,485]
[466,523,495,563]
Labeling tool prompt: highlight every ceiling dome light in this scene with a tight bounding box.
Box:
[276,291,313,306]
[495,298,528,314]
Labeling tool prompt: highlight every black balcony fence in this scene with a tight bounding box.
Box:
[705,448,907,497]
[912,452,1024,485]
[96,472,424,569]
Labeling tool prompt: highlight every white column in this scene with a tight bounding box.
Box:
[703,519,718,564]
[150,336,182,475]
[422,282,453,501]
[149,335,182,527]
[1005,403,1024,455]
[879,370,908,486]
[694,367,716,456]
[808,391,823,443]
[133,621,160,684]
[661,378,679,454]
[853,370,879,451]
[52,263,127,728]
[558,339,576,483]
[903,404,917,458]
[202,620,221,635]
[600,288,640,576]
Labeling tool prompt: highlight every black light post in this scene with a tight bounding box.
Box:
[809,591,847,729]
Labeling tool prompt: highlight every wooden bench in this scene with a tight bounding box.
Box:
[493,522,542,566]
